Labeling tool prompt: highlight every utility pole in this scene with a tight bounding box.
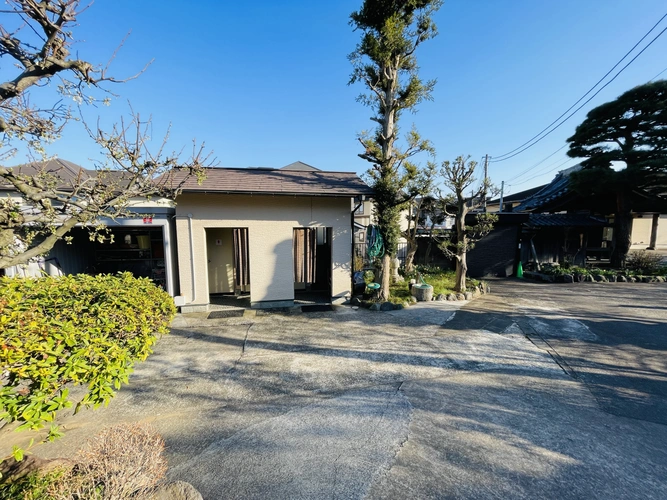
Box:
[499,181,505,212]
[482,154,489,212]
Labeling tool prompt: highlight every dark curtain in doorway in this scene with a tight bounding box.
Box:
[233,228,250,287]
[293,228,316,283]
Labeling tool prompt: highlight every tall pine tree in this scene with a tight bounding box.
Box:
[567,80,667,267]
[349,0,442,300]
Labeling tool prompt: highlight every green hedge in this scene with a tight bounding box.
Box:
[0,273,175,430]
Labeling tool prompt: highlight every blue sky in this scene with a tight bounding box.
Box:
[9,0,667,195]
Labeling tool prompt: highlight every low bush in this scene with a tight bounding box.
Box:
[626,250,664,275]
[0,273,175,431]
[0,423,167,500]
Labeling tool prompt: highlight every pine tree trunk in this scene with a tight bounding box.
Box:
[611,192,632,268]
[378,253,391,301]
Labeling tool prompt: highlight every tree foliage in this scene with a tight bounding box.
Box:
[0,0,211,269]
[567,80,667,266]
[350,0,442,300]
[437,155,496,292]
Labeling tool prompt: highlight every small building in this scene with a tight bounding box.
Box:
[0,159,179,295]
[168,162,373,311]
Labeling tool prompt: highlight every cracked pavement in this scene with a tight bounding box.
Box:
[3,280,667,499]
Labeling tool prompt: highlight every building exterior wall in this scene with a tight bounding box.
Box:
[631,216,653,247]
[175,194,352,308]
[631,215,667,249]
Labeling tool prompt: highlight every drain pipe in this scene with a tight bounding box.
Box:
[187,213,197,304]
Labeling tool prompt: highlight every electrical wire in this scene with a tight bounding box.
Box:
[650,65,667,81]
[504,144,568,183]
[491,12,667,163]
[510,157,577,187]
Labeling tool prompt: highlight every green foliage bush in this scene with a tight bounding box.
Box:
[0,273,175,431]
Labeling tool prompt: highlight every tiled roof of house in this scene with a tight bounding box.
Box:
[168,166,374,197]
[514,164,582,212]
[0,159,89,190]
[489,184,547,204]
[527,213,608,227]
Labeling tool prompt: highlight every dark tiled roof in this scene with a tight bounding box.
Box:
[280,161,320,171]
[169,167,374,197]
[527,213,608,227]
[489,184,547,204]
[514,164,582,212]
[1,159,89,190]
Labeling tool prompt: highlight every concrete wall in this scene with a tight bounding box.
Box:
[175,194,352,308]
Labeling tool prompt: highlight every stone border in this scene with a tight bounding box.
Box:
[349,281,491,312]
[523,270,667,284]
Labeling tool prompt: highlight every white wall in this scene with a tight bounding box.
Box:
[175,194,352,307]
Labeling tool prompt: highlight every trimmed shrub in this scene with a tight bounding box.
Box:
[626,250,664,274]
[0,273,175,430]
[0,423,167,499]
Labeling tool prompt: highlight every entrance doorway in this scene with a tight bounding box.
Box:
[206,228,250,303]
[293,227,332,304]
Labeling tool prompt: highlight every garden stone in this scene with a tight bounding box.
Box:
[618,275,627,282]
[608,275,617,282]
[484,283,491,294]
[380,302,394,311]
[412,284,433,302]
[584,275,594,282]
[393,303,404,310]
[629,277,637,283]
[464,292,474,300]
[369,302,381,311]
[655,276,664,283]
[410,296,417,304]
[147,481,203,500]
[642,276,652,283]
[563,274,574,283]
[593,275,606,282]
[446,293,457,301]
[436,294,446,301]
[456,293,466,301]
[350,297,362,306]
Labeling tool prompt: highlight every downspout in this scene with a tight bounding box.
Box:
[187,213,197,303]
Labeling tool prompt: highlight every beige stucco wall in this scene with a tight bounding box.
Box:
[631,215,667,248]
[175,194,352,307]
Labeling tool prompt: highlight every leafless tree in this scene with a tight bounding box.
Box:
[0,1,211,268]
[438,155,497,292]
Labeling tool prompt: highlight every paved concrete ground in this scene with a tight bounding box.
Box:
[2,283,667,499]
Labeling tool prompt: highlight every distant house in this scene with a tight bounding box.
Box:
[487,184,547,213]
[167,161,373,311]
[465,163,667,276]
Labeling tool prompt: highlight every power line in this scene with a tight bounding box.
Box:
[491,12,667,163]
[510,157,577,187]
[650,65,667,81]
[505,144,568,183]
